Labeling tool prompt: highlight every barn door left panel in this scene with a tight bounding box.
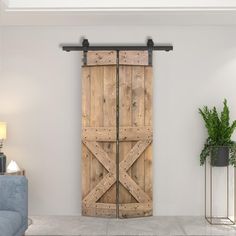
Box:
[82,51,117,217]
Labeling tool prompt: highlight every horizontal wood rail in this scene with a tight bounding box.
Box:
[82,126,153,141]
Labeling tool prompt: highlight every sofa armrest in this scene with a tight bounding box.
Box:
[0,176,28,224]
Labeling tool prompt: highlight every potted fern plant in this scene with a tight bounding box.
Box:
[199,99,236,167]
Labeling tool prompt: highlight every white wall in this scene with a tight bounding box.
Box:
[1,25,236,216]
[0,28,2,72]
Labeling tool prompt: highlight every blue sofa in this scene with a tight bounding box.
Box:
[0,176,28,236]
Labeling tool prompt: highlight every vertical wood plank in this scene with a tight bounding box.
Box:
[90,66,105,190]
[144,67,153,200]
[82,67,91,199]
[101,66,117,204]
[131,66,145,201]
[119,65,133,204]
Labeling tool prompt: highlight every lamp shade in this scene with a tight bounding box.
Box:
[0,122,7,140]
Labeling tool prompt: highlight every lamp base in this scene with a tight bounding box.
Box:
[0,152,6,173]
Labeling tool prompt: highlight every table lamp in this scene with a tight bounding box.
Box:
[0,122,7,173]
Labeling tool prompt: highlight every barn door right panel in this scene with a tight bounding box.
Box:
[118,51,153,218]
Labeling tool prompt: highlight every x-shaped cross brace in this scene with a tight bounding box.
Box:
[82,139,152,207]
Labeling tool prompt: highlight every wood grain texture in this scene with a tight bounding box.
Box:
[82,126,152,141]
[144,67,153,199]
[82,64,117,217]
[82,67,91,199]
[83,141,115,173]
[90,66,104,192]
[83,173,116,207]
[119,203,152,218]
[101,66,116,203]
[118,52,153,218]
[131,66,145,201]
[83,203,116,218]
[119,140,152,172]
[82,207,116,218]
[87,51,116,66]
[82,50,153,218]
[119,65,133,204]
[119,51,149,66]
[119,126,152,141]
[119,171,151,203]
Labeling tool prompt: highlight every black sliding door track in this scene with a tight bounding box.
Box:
[62,39,173,52]
[62,39,173,67]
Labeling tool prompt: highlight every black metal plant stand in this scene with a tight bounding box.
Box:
[205,157,235,225]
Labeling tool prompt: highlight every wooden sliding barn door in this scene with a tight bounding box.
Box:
[118,51,153,218]
[82,50,153,218]
[82,51,117,217]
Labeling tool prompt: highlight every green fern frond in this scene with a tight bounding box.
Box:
[199,99,236,166]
